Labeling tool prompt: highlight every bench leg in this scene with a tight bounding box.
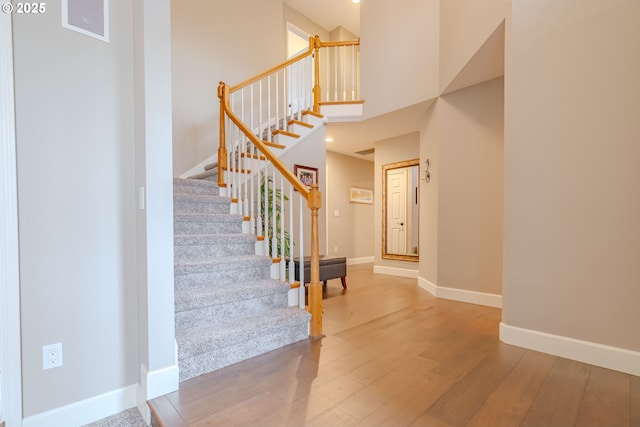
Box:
[341,276,347,289]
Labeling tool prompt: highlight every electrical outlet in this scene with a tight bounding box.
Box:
[334,245,338,253]
[43,343,63,370]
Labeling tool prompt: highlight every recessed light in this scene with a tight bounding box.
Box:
[352,0,360,3]
[325,137,334,142]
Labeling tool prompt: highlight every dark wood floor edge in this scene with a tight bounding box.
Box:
[148,395,188,427]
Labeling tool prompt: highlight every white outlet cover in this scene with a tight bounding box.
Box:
[43,343,63,370]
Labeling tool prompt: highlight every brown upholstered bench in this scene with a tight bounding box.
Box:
[293,256,347,289]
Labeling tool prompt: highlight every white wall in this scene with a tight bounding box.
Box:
[503,0,640,362]
[171,0,285,175]
[13,1,138,418]
[326,151,375,261]
[360,0,439,119]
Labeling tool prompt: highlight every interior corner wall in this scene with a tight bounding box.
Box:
[171,0,285,176]
[13,1,138,418]
[504,0,640,354]
[359,0,439,119]
[284,4,329,41]
[326,151,375,261]
[437,78,504,296]
[419,102,439,284]
[439,0,509,92]
[374,132,420,271]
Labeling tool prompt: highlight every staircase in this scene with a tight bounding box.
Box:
[173,177,310,382]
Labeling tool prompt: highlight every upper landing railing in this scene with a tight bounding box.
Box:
[217,36,361,339]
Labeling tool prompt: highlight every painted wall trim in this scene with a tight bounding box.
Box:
[418,277,502,308]
[347,256,374,265]
[136,360,179,424]
[22,384,138,427]
[0,12,23,427]
[500,322,640,377]
[374,265,419,278]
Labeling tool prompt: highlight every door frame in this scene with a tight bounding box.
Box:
[1,12,24,426]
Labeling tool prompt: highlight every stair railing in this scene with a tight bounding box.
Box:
[217,36,361,339]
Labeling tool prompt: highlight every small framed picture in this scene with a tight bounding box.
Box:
[294,164,318,189]
[350,186,373,204]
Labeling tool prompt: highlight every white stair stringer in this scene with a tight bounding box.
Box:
[173,178,310,382]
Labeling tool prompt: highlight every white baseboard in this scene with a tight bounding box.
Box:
[373,265,418,278]
[146,364,179,401]
[500,322,640,377]
[417,277,502,308]
[23,384,138,427]
[347,256,374,265]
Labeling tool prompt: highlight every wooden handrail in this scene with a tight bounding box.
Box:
[318,39,360,48]
[229,37,316,93]
[219,83,311,196]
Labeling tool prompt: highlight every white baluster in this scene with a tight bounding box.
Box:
[352,45,356,101]
[288,184,294,286]
[298,195,304,309]
[275,70,279,135]
[280,175,286,280]
[334,46,338,102]
[267,75,272,142]
[343,45,347,101]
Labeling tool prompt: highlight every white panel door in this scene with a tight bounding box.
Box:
[386,168,407,254]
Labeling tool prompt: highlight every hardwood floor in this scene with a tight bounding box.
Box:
[149,264,640,426]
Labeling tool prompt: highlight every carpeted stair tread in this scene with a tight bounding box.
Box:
[187,169,217,180]
[174,193,230,205]
[174,212,242,223]
[173,178,219,195]
[176,306,310,360]
[173,213,244,235]
[174,233,256,246]
[175,279,289,313]
[204,162,218,171]
[175,254,271,274]
[174,233,256,261]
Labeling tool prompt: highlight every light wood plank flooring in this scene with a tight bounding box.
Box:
[149,264,640,426]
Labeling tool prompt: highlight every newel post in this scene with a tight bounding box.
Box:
[312,35,322,114]
[307,183,323,338]
[217,82,228,190]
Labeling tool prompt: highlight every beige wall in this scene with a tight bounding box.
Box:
[374,132,420,271]
[419,79,504,296]
[13,1,138,417]
[171,0,285,175]
[284,4,329,41]
[437,78,504,295]
[503,0,640,352]
[326,151,375,261]
[360,0,439,119]
[439,0,509,92]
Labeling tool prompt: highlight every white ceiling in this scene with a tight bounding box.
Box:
[284,0,360,37]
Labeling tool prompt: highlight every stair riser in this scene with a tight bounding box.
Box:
[174,242,256,261]
[175,266,271,290]
[178,322,309,382]
[174,200,230,215]
[174,220,242,235]
[174,185,219,197]
[176,293,288,330]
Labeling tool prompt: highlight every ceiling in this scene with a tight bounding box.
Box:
[284,0,360,37]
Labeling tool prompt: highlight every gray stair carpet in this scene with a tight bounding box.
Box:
[173,178,310,382]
